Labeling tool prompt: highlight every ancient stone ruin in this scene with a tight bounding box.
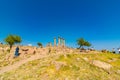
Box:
[54,36,65,47]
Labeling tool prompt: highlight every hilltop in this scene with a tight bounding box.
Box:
[0,45,120,80]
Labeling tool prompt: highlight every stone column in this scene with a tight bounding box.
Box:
[54,37,56,47]
[47,42,52,47]
[63,39,65,47]
[49,42,52,47]
[58,37,60,46]
[60,37,62,46]
[61,38,64,47]
[61,38,64,46]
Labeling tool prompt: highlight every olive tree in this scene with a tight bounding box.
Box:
[37,42,42,48]
[4,35,22,50]
[77,38,91,49]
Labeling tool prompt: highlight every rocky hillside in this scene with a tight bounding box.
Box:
[0,45,120,80]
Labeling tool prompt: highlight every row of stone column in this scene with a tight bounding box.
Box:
[54,37,65,47]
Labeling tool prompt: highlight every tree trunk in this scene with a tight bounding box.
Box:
[79,45,82,49]
[10,45,12,52]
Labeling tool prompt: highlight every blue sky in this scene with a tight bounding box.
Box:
[0,0,120,50]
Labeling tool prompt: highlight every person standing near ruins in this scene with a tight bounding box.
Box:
[14,46,20,57]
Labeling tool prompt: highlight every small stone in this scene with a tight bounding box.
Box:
[76,58,80,61]
[0,76,4,80]
[69,65,72,68]
[83,57,89,62]
[117,70,120,74]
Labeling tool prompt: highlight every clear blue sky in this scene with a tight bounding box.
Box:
[0,0,120,50]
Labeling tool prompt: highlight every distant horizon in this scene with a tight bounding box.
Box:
[0,0,120,51]
[1,36,120,51]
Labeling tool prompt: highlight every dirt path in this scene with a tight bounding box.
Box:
[0,51,99,75]
[0,54,48,75]
[0,52,68,75]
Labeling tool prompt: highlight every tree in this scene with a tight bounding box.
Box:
[14,35,22,44]
[4,35,22,50]
[37,42,42,48]
[77,38,91,49]
[84,41,91,47]
[77,38,85,48]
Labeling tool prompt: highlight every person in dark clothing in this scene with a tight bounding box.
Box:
[14,46,19,57]
[112,48,116,54]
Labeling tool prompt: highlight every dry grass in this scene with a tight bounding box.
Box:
[0,52,120,80]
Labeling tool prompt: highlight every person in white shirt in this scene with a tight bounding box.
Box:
[118,48,120,54]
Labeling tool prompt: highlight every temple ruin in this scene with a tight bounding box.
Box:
[47,36,66,47]
[54,36,65,47]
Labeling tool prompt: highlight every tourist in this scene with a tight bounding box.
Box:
[118,48,120,54]
[112,48,115,53]
[14,46,20,57]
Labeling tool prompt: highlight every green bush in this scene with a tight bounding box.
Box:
[7,49,10,53]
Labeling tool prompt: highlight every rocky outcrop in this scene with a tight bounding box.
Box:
[90,60,112,70]
[83,57,112,73]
